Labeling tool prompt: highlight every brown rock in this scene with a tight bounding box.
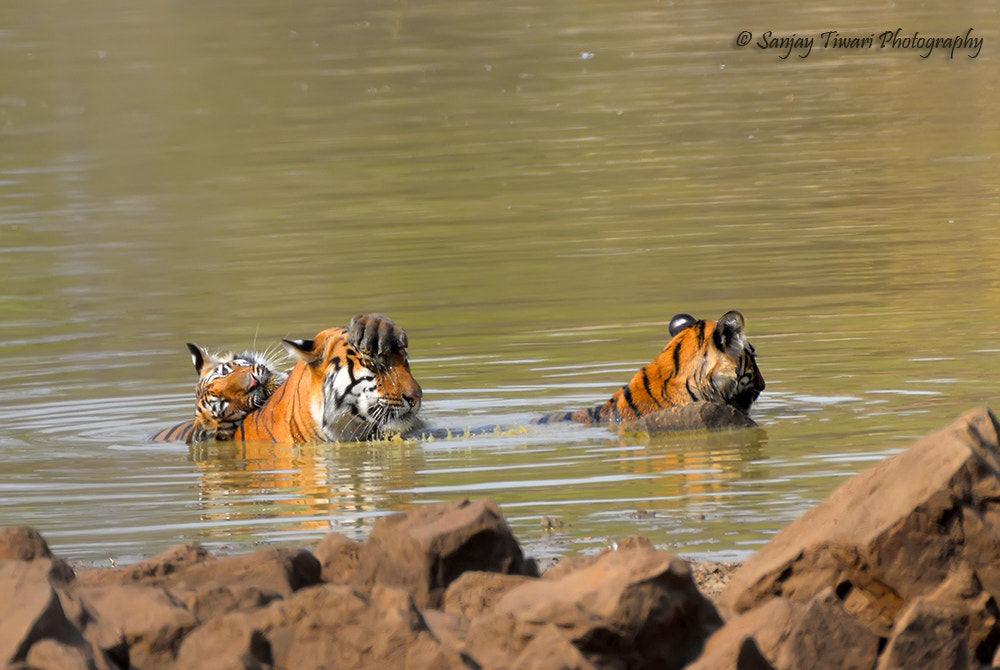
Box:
[692,588,879,670]
[172,611,273,670]
[313,532,363,585]
[508,625,597,670]
[157,547,321,601]
[722,408,1000,617]
[693,597,797,669]
[483,546,722,670]
[180,584,282,623]
[0,526,55,562]
[357,499,536,609]
[0,560,88,667]
[771,587,880,670]
[685,636,775,670]
[463,611,544,669]
[443,570,535,619]
[189,583,473,670]
[420,608,469,654]
[921,562,1000,664]
[75,543,213,587]
[876,598,970,670]
[22,639,96,670]
[77,584,198,669]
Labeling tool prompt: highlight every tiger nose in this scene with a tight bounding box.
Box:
[404,384,423,409]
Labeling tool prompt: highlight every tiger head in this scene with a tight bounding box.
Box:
[666,310,765,413]
[272,322,423,441]
[536,310,765,426]
[187,344,288,442]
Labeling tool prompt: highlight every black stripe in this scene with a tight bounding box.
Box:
[621,386,642,419]
[640,368,664,408]
[686,378,701,402]
[670,341,683,380]
[149,420,194,442]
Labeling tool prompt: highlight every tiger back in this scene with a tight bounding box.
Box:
[535,311,765,425]
[149,345,287,443]
[234,322,423,443]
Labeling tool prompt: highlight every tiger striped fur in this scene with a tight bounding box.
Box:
[535,311,764,425]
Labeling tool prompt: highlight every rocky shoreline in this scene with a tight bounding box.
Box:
[4,407,1000,669]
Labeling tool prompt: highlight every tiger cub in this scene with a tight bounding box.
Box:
[148,345,288,443]
[535,310,765,425]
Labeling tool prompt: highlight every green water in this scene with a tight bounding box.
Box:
[1,0,997,564]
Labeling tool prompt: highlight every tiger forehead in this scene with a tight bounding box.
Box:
[313,328,406,368]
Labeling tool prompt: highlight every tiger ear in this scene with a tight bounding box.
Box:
[668,313,697,337]
[282,338,320,364]
[714,311,747,354]
[186,343,214,375]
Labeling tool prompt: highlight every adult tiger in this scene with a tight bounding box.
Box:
[535,311,765,425]
[233,314,424,443]
[148,345,288,443]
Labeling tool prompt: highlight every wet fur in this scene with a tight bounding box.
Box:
[535,311,765,425]
[148,346,287,443]
[234,327,423,443]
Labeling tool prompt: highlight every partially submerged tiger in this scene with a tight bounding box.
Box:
[535,310,765,426]
[150,314,423,444]
[148,345,288,444]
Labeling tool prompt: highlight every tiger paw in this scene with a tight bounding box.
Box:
[348,313,409,359]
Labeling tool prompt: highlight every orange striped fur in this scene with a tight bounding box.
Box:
[234,327,423,443]
[536,311,764,425]
[148,345,287,443]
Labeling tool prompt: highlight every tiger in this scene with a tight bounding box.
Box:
[535,310,765,425]
[232,313,424,443]
[148,344,288,443]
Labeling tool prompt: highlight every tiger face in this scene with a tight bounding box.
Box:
[235,319,423,443]
[188,344,288,442]
[536,310,765,425]
[680,311,765,413]
[287,329,423,441]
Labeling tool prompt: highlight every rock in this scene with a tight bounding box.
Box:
[508,625,597,670]
[313,533,363,585]
[616,401,759,435]
[75,543,214,587]
[0,560,89,667]
[685,636,775,670]
[722,408,1000,618]
[157,546,320,600]
[463,611,545,668]
[443,570,535,619]
[181,583,473,670]
[919,562,1000,664]
[180,584,282,623]
[22,639,97,670]
[77,584,199,669]
[356,499,537,609]
[692,588,879,670]
[153,548,321,627]
[0,526,55,562]
[770,587,880,670]
[172,612,273,670]
[876,598,970,670]
[479,545,722,670]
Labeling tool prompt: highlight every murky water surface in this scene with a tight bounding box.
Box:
[1,0,998,565]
